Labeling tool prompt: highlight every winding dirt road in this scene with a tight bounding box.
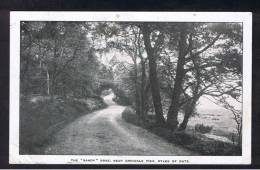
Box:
[44,94,194,155]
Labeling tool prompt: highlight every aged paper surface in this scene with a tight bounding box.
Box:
[10,12,252,164]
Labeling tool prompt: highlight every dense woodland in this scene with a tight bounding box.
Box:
[21,21,242,152]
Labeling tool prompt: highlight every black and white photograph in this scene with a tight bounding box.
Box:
[9,12,252,164]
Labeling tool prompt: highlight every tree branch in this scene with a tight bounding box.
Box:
[186,33,221,62]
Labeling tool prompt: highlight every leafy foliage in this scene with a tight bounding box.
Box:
[195,124,213,134]
[20,21,243,154]
[21,22,113,98]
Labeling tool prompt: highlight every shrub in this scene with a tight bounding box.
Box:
[121,107,140,125]
[112,85,133,106]
[149,126,172,139]
[72,97,107,111]
[172,131,200,145]
[195,123,213,134]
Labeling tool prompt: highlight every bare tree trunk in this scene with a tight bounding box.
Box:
[167,28,188,130]
[179,53,201,131]
[134,59,141,116]
[46,70,50,95]
[179,101,193,131]
[141,24,165,125]
[178,97,199,131]
[140,57,147,121]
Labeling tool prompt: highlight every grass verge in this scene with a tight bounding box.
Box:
[20,95,106,154]
[122,107,241,156]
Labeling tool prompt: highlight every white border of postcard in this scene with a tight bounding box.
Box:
[9,11,252,164]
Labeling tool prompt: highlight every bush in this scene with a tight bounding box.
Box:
[121,107,140,125]
[195,123,213,134]
[172,131,200,145]
[112,85,133,106]
[149,126,173,140]
[184,134,241,155]
[72,97,107,111]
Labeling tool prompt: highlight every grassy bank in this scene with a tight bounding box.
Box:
[122,107,241,156]
[20,95,106,154]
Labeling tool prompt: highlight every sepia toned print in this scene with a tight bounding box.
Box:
[9,12,252,164]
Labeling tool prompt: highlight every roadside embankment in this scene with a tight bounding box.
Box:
[20,95,106,154]
[122,107,241,156]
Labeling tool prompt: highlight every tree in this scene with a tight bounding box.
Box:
[97,22,152,122]
[146,23,242,131]
[166,24,189,129]
[20,21,106,98]
[141,23,165,125]
[219,96,242,149]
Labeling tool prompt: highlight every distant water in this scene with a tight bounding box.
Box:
[178,108,237,133]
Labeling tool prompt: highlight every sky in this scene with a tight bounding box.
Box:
[96,49,134,66]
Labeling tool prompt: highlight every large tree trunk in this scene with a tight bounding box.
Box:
[144,82,151,113]
[179,44,202,131]
[167,28,188,130]
[178,97,199,131]
[140,56,147,121]
[133,59,141,116]
[141,24,165,125]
